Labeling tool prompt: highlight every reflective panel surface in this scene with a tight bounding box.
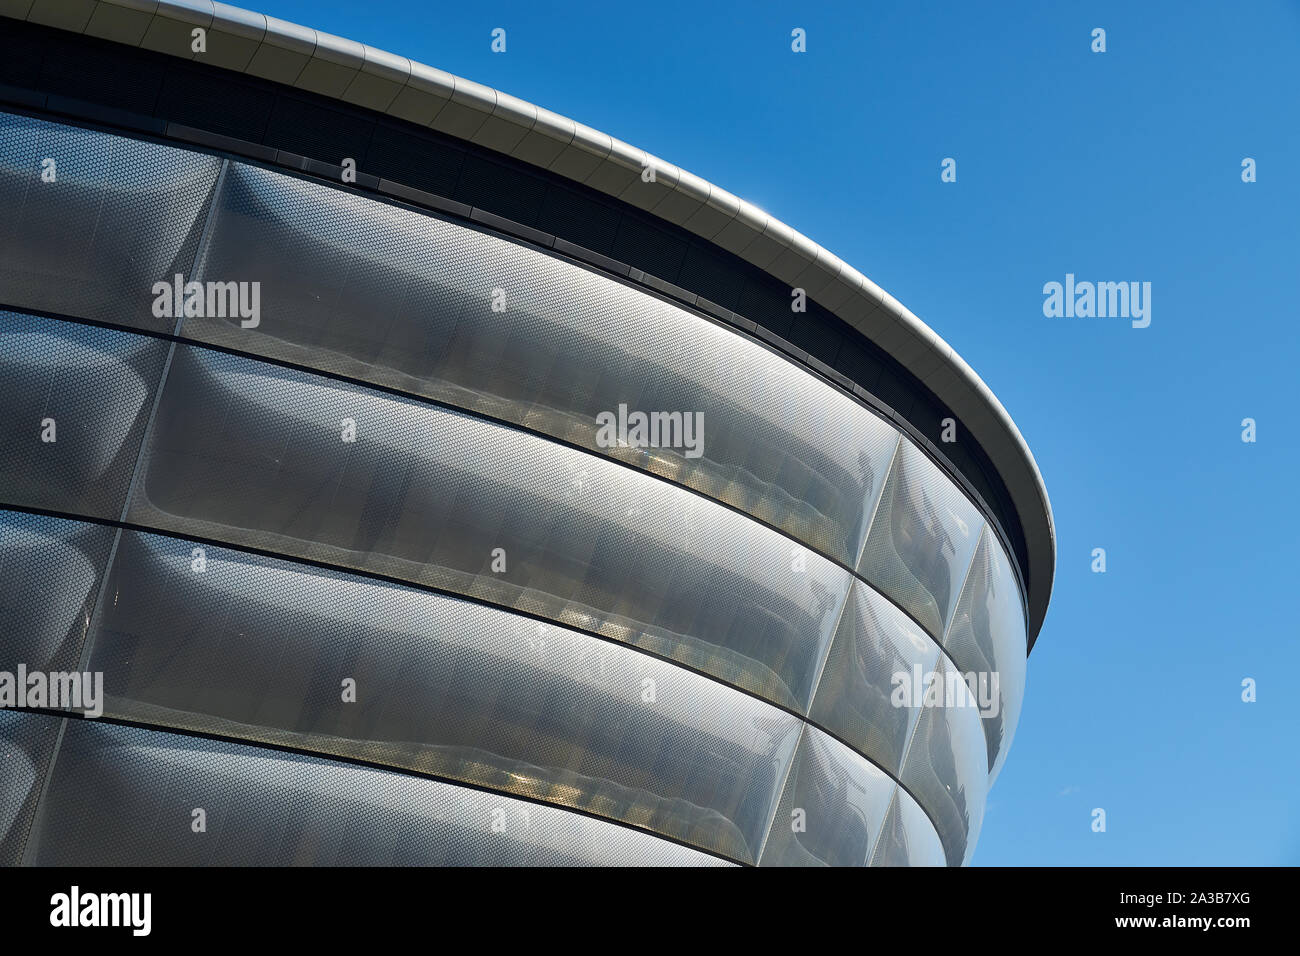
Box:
[0,112,221,331]
[0,312,168,519]
[809,580,941,776]
[758,726,895,867]
[0,511,114,673]
[86,531,801,863]
[183,162,902,567]
[944,525,1028,781]
[869,787,947,867]
[898,656,988,865]
[0,100,1038,866]
[128,345,851,712]
[858,438,984,639]
[24,719,730,866]
[0,711,61,866]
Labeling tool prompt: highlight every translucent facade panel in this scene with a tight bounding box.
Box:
[127,345,851,712]
[0,105,1039,867]
[85,531,801,863]
[0,510,115,673]
[0,111,222,331]
[181,162,901,566]
[0,312,169,519]
[24,720,730,866]
[758,726,895,867]
[858,438,984,639]
[0,711,61,866]
[897,657,988,865]
[944,525,1028,781]
[869,788,947,867]
[808,581,941,776]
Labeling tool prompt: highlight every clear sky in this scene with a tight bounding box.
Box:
[249,0,1300,865]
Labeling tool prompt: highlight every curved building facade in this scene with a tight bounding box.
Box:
[0,1,1054,866]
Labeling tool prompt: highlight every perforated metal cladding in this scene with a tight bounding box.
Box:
[84,531,800,863]
[127,346,851,712]
[944,525,1027,781]
[182,162,901,566]
[0,312,169,519]
[0,510,115,674]
[0,111,221,330]
[808,581,941,777]
[897,656,988,865]
[23,720,729,866]
[869,787,947,867]
[858,438,984,639]
[0,711,61,866]
[0,102,1039,864]
[757,726,895,867]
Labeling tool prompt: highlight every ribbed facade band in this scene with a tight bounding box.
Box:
[0,72,1039,866]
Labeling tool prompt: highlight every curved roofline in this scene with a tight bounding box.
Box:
[7,0,1056,644]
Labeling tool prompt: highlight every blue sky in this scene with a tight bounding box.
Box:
[251,0,1300,865]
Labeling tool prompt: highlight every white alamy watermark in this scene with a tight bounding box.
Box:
[151,273,261,328]
[1042,274,1151,328]
[891,665,1000,718]
[0,666,103,717]
[595,403,704,459]
[50,887,151,936]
